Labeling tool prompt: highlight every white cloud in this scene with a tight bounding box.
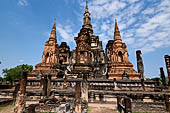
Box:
[78,0,170,54]
[56,24,74,43]
[18,0,28,6]
[142,8,154,15]
[126,0,140,3]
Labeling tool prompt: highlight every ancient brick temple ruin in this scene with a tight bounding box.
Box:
[29,2,140,80]
[1,2,170,113]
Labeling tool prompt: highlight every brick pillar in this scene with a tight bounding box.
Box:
[20,72,27,95]
[124,97,132,113]
[75,81,81,113]
[47,75,51,97]
[136,50,145,80]
[63,77,67,89]
[165,94,170,112]
[43,75,47,96]
[99,94,104,102]
[75,81,81,100]
[160,67,167,86]
[165,55,170,86]
[117,96,122,112]
[14,72,27,113]
[13,83,20,103]
[27,104,37,113]
[81,74,88,102]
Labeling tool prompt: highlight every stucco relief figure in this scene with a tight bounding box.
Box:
[124,52,129,62]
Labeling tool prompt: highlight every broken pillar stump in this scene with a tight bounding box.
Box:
[165,94,170,112]
[75,81,81,100]
[27,104,37,113]
[81,74,88,102]
[47,74,52,97]
[63,77,67,89]
[14,72,27,113]
[160,67,167,86]
[124,97,132,113]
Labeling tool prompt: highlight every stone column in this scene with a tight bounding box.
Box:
[117,96,122,112]
[43,75,48,96]
[75,81,81,113]
[164,55,170,86]
[75,81,81,100]
[93,93,96,102]
[81,74,88,102]
[63,77,67,89]
[160,67,167,86]
[124,97,132,113]
[136,50,145,90]
[99,94,104,102]
[165,94,170,112]
[141,79,145,91]
[13,83,20,103]
[27,104,37,113]
[136,50,145,80]
[14,72,27,113]
[47,75,52,97]
[20,72,27,94]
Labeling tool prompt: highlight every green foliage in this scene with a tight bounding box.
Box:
[2,64,33,81]
[0,76,3,81]
[0,104,14,111]
[146,77,162,85]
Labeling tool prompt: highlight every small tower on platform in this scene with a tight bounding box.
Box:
[35,19,59,71]
[106,19,140,80]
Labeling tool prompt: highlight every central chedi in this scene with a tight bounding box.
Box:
[29,2,140,80]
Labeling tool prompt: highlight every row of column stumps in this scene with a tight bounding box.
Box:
[136,50,170,88]
[158,55,170,87]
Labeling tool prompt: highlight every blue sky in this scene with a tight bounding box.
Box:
[0,0,170,78]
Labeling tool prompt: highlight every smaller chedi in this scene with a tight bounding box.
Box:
[28,2,140,80]
[106,20,140,80]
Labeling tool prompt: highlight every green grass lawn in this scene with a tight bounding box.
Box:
[0,104,14,111]
[87,106,92,113]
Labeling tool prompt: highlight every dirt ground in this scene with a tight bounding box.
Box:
[88,103,118,113]
[0,103,118,113]
[88,107,118,113]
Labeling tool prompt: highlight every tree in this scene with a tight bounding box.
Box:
[0,76,3,82]
[146,77,162,86]
[2,64,33,82]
